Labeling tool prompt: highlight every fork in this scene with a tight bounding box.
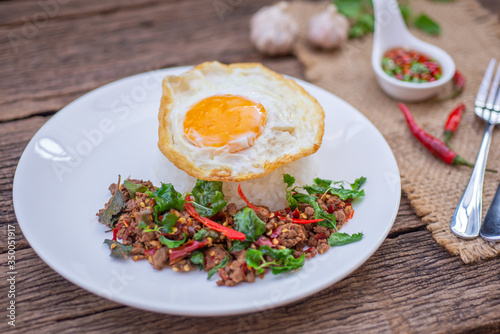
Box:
[450,58,500,239]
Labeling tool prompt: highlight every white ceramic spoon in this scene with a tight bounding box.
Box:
[371,0,455,101]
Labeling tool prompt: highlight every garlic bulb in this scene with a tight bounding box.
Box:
[308,4,349,50]
[250,2,298,56]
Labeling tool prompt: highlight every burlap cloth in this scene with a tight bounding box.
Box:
[287,0,500,263]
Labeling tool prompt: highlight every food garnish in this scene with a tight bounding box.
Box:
[382,48,442,83]
[96,175,366,286]
[443,103,465,148]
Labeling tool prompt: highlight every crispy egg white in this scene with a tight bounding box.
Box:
[158,61,324,182]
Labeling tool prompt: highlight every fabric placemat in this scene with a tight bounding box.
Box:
[287,0,500,263]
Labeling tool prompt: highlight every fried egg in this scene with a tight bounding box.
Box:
[158,61,324,182]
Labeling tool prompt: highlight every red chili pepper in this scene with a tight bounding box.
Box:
[278,216,325,224]
[346,208,354,222]
[112,228,118,241]
[292,208,301,219]
[185,195,246,241]
[437,70,465,101]
[169,239,208,262]
[398,103,476,168]
[444,103,465,147]
[145,248,156,256]
[237,184,260,211]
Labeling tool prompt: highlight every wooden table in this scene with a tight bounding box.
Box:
[1,1,500,332]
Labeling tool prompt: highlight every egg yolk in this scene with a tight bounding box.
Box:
[183,95,267,152]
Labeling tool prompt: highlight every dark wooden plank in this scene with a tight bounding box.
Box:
[1,230,498,333]
[0,0,291,122]
[0,117,49,253]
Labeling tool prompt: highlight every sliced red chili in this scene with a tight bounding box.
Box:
[170,239,208,262]
[112,228,118,241]
[270,227,282,239]
[292,208,300,219]
[144,248,156,256]
[237,184,260,211]
[278,217,325,224]
[185,195,246,241]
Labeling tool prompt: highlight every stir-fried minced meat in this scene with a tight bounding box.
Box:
[97,177,363,287]
[152,247,169,270]
[204,246,229,271]
[277,223,307,248]
[217,250,255,287]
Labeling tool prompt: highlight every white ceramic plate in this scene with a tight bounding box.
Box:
[13,67,400,316]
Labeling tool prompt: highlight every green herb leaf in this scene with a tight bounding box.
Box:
[245,249,265,274]
[283,174,298,210]
[334,0,363,18]
[146,183,185,217]
[138,221,148,230]
[123,179,148,199]
[328,232,363,246]
[229,240,251,252]
[103,239,132,259]
[207,255,230,279]
[190,251,205,270]
[160,233,187,248]
[193,228,219,242]
[271,253,305,274]
[245,246,305,275]
[233,207,266,242]
[414,14,440,35]
[158,213,178,234]
[259,245,293,260]
[191,180,227,217]
[302,177,366,200]
[98,179,127,228]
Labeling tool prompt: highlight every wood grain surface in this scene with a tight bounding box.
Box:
[1,1,500,333]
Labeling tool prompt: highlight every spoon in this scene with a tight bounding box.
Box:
[371,0,455,102]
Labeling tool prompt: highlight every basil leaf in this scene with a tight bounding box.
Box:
[229,240,251,252]
[283,174,298,210]
[283,174,295,188]
[146,183,185,216]
[160,233,187,248]
[190,251,205,270]
[233,207,266,242]
[414,14,440,35]
[271,254,305,274]
[193,228,219,242]
[259,245,293,260]
[123,179,148,199]
[207,255,230,279]
[138,221,148,230]
[328,232,363,247]
[351,177,367,191]
[158,213,178,234]
[98,186,126,228]
[245,249,265,275]
[191,180,227,217]
[103,239,132,259]
[303,177,366,201]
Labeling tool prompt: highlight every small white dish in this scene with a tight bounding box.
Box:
[13,67,401,316]
[371,0,455,102]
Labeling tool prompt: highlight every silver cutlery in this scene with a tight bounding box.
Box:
[450,58,500,239]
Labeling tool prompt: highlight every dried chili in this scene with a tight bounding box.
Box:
[398,103,476,167]
[444,103,465,147]
[185,195,246,241]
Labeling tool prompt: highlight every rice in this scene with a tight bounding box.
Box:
[153,152,318,211]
